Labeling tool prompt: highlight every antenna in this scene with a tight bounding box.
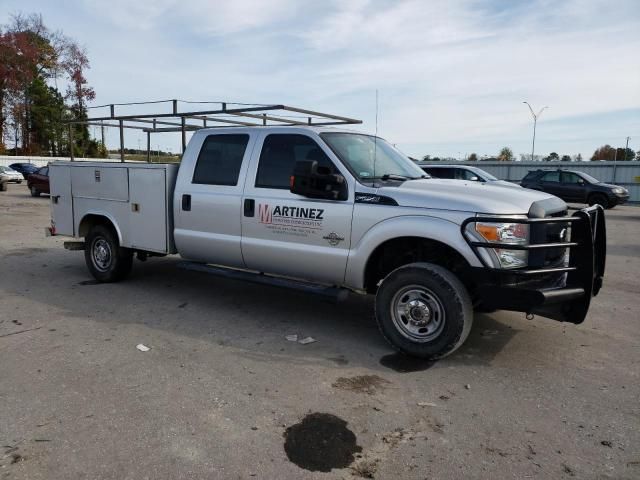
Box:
[373,89,379,179]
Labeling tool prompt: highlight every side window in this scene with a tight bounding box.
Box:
[440,168,455,179]
[40,167,49,176]
[542,171,560,182]
[455,168,477,180]
[562,172,581,184]
[192,134,249,186]
[255,134,335,189]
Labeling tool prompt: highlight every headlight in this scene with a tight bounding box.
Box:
[612,187,625,195]
[466,222,529,269]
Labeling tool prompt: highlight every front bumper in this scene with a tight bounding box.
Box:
[610,194,629,206]
[462,205,606,324]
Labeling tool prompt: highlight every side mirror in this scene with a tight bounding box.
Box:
[578,179,585,186]
[469,176,480,182]
[290,160,347,200]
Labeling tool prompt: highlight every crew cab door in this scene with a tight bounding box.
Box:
[173,132,255,268]
[241,133,355,285]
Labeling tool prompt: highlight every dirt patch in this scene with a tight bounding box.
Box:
[380,353,436,372]
[332,375,390,395]
[351,457,378,478]
[283,412,362,472]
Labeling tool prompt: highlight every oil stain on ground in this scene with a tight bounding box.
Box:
[332,375,390,395]
[283,412,362,472]
[380,353,436,373]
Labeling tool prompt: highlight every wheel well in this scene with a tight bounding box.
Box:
[363,237,471,294]
[78,214,118,239]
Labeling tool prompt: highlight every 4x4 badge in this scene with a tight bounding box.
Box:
[323,232,345,246]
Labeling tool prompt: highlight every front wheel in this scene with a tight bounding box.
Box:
[84,224,133,282]
[30,186,40,197]
[588,194,609,209]
[375,262,473,359]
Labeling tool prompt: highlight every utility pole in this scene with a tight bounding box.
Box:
[624,136,630,162]
[523,102,548,161]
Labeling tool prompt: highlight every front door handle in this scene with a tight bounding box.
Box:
[244,198,255,217]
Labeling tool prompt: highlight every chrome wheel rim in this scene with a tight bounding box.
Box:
[91,238,112,272]
[390,285,446,342]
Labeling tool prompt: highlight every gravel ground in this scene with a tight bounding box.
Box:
[1,182,638,479]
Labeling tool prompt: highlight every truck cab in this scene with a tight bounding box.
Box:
[49,125,606,359]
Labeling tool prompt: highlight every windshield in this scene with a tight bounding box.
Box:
[467,166,497,181]
[578,172,600,184]
[321,133,426,181]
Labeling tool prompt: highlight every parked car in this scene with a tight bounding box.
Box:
[520,169,629,208]
[27,166,50,197]
[419,164,521,188]
[9,162,40,179]
[0,165,24,183]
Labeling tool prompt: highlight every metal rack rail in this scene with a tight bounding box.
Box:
[64,100,362,162]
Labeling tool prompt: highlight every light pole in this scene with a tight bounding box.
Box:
[624,136,630,162]
[523,102,548,161]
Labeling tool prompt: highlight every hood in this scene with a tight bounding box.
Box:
[596,182,621,190]
[376,179,566,216]
[488,179,522,188]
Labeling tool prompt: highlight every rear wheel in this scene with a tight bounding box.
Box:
[0,182,7,192]
[30,186,40,197]
[84,224,133,282]
[375,262,473,359]
[588,193,609,209]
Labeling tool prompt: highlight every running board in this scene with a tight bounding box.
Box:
[64,241,85,251]
[177,261,349,302]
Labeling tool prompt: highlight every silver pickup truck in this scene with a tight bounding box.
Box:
[48,126,606,358]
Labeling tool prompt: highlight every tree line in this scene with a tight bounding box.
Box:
[422,145,638,162]
[0,13,105,157]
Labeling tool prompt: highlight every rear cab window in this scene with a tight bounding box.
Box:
[192,134,250,186]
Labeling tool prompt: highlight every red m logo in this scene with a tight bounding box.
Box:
[258,203,272,224]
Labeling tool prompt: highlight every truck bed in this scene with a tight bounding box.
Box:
[49,161,179,254]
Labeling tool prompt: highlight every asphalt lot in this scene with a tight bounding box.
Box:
[1,182,639,480]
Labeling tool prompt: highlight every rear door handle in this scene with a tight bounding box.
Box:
[244,199,255,217]
[182,194,191,211]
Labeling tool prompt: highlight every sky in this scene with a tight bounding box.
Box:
[2,0,639,159]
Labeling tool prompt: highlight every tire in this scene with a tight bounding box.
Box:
[375,262,473,359]
[30,186,40,197]
[0,182,7,192]
[588,194,609,209]
[84,224,133,282]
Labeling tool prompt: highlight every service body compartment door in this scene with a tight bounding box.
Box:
[49,164,74,236]
[129,168,168,252]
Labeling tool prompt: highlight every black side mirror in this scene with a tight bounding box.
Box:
[290,160,347,200]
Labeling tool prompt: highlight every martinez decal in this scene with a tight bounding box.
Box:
[258,204,324,228]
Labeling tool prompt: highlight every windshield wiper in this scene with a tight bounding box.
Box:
[368,173,424,181]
